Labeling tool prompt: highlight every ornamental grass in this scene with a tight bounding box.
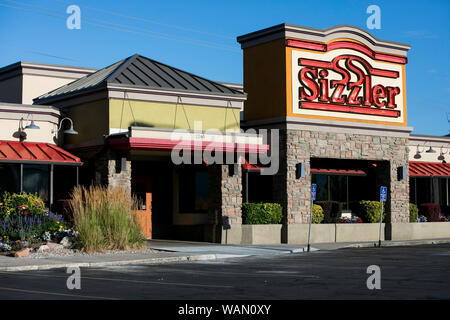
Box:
[70,185,145,253]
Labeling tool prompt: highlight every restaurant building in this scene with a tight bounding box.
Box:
[0,23,449,244]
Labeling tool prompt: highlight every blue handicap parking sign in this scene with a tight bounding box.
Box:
[311,184,317,201]
[380,186,387,202]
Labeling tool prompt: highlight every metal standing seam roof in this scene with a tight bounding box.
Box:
[0,140,82,165]
[34,54,245,103]
[409,161,450,177]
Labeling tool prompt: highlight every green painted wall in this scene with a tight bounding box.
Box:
[109,99,240,132]
[64,99,109,145]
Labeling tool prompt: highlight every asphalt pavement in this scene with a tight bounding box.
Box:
[0,243,449,300]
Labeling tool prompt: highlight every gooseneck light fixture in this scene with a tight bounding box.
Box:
[438,147,448,161]
[55,117,78,135]
[20,114,40,130]
[413,145,423,159]
[425,146,437,153]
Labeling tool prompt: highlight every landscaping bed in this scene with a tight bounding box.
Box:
[1,186,147,257]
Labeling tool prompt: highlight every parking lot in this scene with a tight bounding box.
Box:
[0,243,449,300]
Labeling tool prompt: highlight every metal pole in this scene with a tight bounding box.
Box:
[50,164,54,210]
[245,170,248,203]
[19,164,23,192]
[76,166,79,186]
[307,198,313,252]
[378,200,383,248]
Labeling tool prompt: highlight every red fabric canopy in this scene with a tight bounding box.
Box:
[0,140,81,165]
[310,168,366,176]
[409,161,450,177]
[241,158,261,171]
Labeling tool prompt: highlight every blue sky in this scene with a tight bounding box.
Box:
[0,0,449,135]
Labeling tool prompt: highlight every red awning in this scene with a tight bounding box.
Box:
[310,168,366,176]
[108,137,268,154]
[409,161,450,177]
[241,158,261,171]
[0,140,82,165]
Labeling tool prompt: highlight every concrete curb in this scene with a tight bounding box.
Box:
[1,239,449,272]
[0,254,218,272]
[332,239,450,249]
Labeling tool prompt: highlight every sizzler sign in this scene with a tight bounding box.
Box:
[291,42,406,124]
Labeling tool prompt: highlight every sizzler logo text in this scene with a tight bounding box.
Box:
[298,55,401,118]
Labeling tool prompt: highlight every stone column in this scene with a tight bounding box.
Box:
[389,139,410,223]
[94,149,131,193]
[205,164,242,244]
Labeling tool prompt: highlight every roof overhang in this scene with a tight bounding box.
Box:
[409,161,450,177]
[311,168,367,176]
[108,127,268,154]
[237,23,410,56]
[0,140,83,166]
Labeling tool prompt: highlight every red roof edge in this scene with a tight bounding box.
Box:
[409,161,450,177]
[0,140,82,165]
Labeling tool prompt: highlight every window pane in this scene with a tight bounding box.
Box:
[438,178,447,206]
[330,175,347,203]
[416,178,432,205]
[54,166,77,201]
[179,166,208,213]
[0,163,20,193]
[312,174,328,201]
[23,164,49,204]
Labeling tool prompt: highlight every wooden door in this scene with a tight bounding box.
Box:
[132,177,152,239]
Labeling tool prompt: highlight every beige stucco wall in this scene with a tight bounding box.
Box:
[0,104,60,144]
[22,74,76,105]
[408,135,450,163]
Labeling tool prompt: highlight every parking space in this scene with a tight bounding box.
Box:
[0,244,449,300]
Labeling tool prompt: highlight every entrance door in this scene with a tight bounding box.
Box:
[132,176,152,239]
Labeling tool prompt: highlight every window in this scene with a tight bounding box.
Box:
[312,174,348,203]
[411,177,450,206]
[0,163,20,193]
[178,166,208,213]
[54,166,78,201]
[23,164,49,204]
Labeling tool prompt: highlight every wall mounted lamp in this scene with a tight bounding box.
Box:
[52,117,78,135]
[425,146,437,153]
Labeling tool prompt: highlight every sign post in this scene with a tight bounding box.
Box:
[307,184,317,252]
[378,186,387,248]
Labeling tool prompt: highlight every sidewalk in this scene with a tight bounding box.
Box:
[1,238,449,272]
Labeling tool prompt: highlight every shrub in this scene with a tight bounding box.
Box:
[242,203,283,224]
[314,201,342,223]
[0,192,46,220]
[312,204,324,224]
[356,200,386,223]
[418,203,440,222]
[409,203,419,223]
[70,185,145,252]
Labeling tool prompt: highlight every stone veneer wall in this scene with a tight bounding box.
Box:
[273,129,410,228]
[94,149,131,192]
[206,164,243,243]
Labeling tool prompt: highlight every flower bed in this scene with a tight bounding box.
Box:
[337,216,363,223]
[0,192,77,255]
